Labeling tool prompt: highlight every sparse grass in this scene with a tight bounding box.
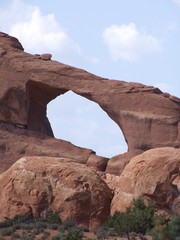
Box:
[1,227,14,236]
[49,224,59,230]
[11,232,21,239]
[62,219,77,231]
[94,226,115,239]
[0,212,177,240]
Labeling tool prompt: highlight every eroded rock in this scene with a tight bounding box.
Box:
[0,156,112,229]
[0,125,104,174]
[111,147,180,217]
[0,32,180,174]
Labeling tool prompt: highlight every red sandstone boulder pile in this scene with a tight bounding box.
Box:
[111,147,180,217]
[0,156,112,229]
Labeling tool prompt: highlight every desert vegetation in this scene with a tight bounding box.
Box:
[0,199,179,240]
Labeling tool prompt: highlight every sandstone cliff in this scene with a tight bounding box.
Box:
[0,33,179,226]
[0,32,180,174]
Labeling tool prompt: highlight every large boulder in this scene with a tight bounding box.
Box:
[111,147,180,217]
[0,32,180,174]
[0,156,112,229]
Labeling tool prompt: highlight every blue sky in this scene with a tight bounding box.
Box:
[0,0,179,157]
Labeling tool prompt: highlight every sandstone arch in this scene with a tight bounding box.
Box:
[0,32,180,174]
[47,91,127,157]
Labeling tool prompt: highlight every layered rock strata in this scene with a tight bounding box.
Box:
[0,32,180,174]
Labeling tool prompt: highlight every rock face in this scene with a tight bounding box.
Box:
[0,32,180,174]
[0,156,112,229]
[0,32,180,225]
[0,124,108,174]
[111,148,180,217]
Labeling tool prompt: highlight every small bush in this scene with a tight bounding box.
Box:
[41,231,50,240]
[21,232,34,240]
[149,215,180,240]
[34,221,48,229]
[62,219,77,231]
[0,219,13,228]
[65,229,84,240]
[51,232,64,240]
[49,223,59,230]
[12,215,28,224]
[94,226,115,239]
[105,198,155,239]
[48,214,62,225]
[1,227,14,236]
[32,228,40,235]
[80,226,89,232]
[11,232,21,239]
[58,225,65,233]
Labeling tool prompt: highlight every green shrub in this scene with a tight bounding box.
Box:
[0,219,13,228]
[64,228,84,240]
[0,215,28,229]
[1,227,14,236]
[32,228,40,235]
[51,232,64,240]
[41,230,50,240]
[21,234,34,240]
[80,226,89,232]
[105,198,155,239]
[48,214,62,225]
[11,232,21,239]
[149,215,180,240]
[34,221,48,229]
[12,215,28,224]
[58,225,65,233]
[94,226,115,239]
[49,223,59,230]
[126,159,131,165]
[62,219,77,231]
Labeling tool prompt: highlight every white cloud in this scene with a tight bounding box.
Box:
[7,1,81,57]
[103,23,162,62]
[0,0,98,66]
[173,0,180,7]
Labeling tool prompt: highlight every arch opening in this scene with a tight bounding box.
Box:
[47,91,128,158]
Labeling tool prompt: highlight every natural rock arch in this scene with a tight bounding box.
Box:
[47,91,128,158]
[0,32,180,174]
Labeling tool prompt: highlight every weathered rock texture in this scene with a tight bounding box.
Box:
[0,123,107,174]
[0,32,180,174]
[0,156,112,229]
[111,148,180,217]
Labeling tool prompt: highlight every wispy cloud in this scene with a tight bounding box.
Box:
[0,0,98,66]
[103,23,162,62]
[4,0,80,58]
[172,0,180,7]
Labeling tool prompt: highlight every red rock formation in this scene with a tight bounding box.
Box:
[0,125,108,174]
[110,147,180,217]
[0,156,112,229]
[0,32,180,175]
